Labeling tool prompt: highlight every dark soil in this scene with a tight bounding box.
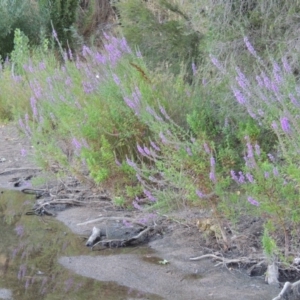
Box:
[0,123,287,299]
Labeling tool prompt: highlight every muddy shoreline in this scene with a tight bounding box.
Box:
[0,124,281,299]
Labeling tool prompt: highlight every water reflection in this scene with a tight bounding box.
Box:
[0,189,158,299]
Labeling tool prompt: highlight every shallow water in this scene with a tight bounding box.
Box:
[0,189,159,300]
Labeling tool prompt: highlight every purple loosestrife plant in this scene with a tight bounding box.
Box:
[280,117,291,134]
[247,196,260,207]
[229,139,299,256]
[230,38,300,163]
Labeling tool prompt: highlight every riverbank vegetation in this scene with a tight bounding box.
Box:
[1,0,300,267]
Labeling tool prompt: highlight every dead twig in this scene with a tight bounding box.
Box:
[77,217,146,227]
[0,167,41,175]
[190,254,264,268]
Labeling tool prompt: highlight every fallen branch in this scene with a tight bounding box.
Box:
[272,280,300,300]
[77,217,146,227]
[22,188,48,194]
[190,254,263,267]
[39,199,86,206]
[91,226,152,250]
[0,167,41,175]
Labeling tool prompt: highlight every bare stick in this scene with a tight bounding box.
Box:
[190,254,223,261]
[77,217,146,227]
[0,168,41,175]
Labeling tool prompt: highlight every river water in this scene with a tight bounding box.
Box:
[0,189,153,300]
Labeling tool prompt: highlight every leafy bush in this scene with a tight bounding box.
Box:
[3,0,300,264]
[0,0,48,58]
[117,0,202,77]
[44,0,80,49]
[202,0,300,69]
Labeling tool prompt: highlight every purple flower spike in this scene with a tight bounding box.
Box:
[244,36,259,58]
[230,170,239,183]
[143,189,157,202]
[14,225,24,237]
[25,278,30,289]
[273,167,279,177]
[256,75,263,87]
[192,62,197,76]
[267,153,275,162]
[159,105,171,120]
[209,171,217,184]
[246,141,254,159]
[137,144,146,156]
[203,143,210,154]
[232,87,247,105]
[272,61,282,85]
[210,156,215,167]
[247,196,260,207]
[235,67,249,90]
[126,157,137,169]
[186,147,192,156]
[159,132,168,144]
[282,57,292,73]
[254,143,261,156]
[246,173,254,183]
[280,117,291,133]
[238,171,245,184]
[289,94,300,107]
[133,200,142,210]
[196,189,205,199]
[210,54,224,71]
[123,219,133,228]
[30,96,38,119]
[144,146,151,156]
[95,52,107,64]
[113,73,121,86]
[136,49,142,58]
[150,141,160,151]
[261,72,272,90]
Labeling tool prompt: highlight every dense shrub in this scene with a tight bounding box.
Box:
[117,0,202,77]
[2,0,300,263]
[44,0,80,49]
[0,0,48,58]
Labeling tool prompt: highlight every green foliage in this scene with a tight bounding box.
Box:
[262,226,278,259]
[10,29,30,74]
[0,0,48,58]
[202,0,300,68]
[117,0,202,76]
[112,196,126,207]
[45,0,80,49]
[84,135,115,183]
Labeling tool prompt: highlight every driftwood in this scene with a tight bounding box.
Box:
[265,262,279,286]
[272,280,300,300]
[189,254,264,268]
[0,167,41,175]
[91,225,152,250]
[86,226,101,247]
[77,217,146,227]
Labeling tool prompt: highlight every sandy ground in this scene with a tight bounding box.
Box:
[0,124,282,299]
